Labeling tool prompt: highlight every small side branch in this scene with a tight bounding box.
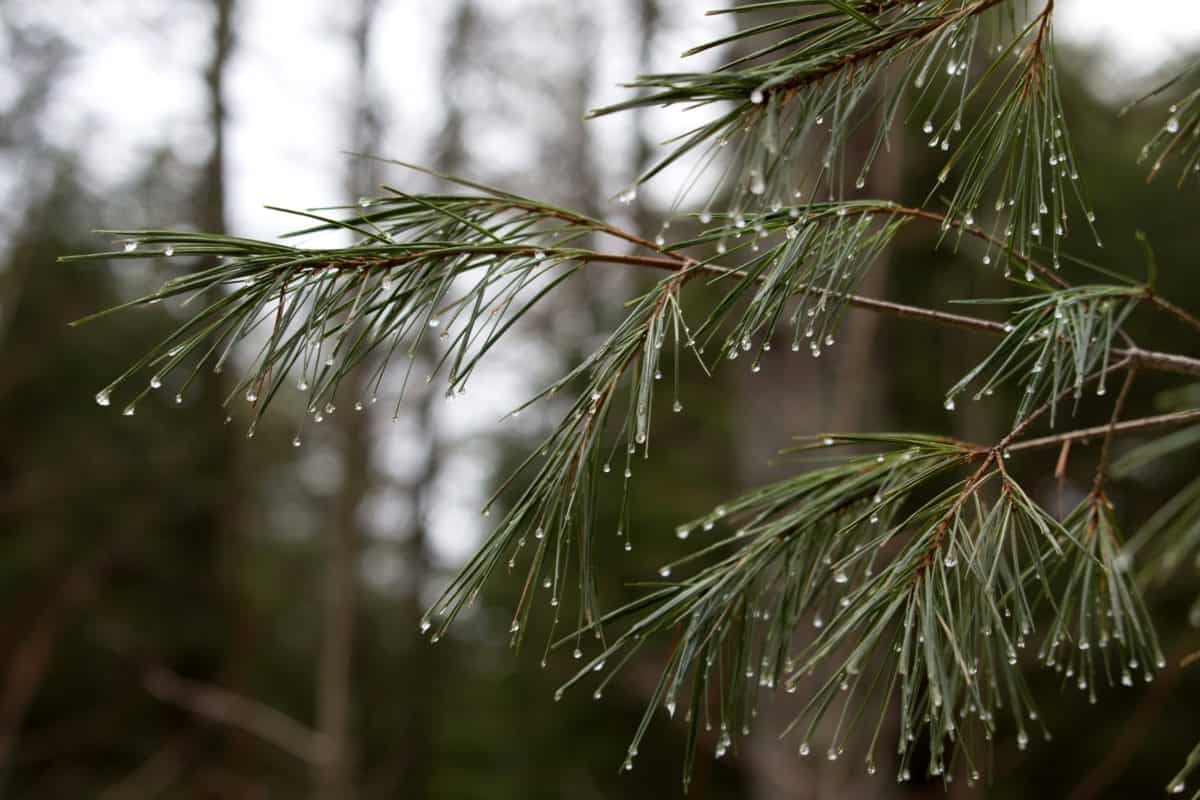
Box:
[1147,293,1200,336]
[1093,367,1137,493]
[1006,408,1200,454]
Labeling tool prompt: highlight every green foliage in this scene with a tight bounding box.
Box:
[1129,58,1200,186]
[64,175,628,424]
[946,285,1141,424]
[1169,741,1200,798]
[590,0,1097,270]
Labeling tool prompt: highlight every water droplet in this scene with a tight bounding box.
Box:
[799,742,811,757]
[246,388,258,403]
[699,211,713,224]
[428,318,440,328]
[1167,117,1181,134]
[750,88,764,104]
[833,570,849,584]
[672,400,683,413]
[163,246,175,257]
[943,397,956,411]
[618,187,638,205]
[1170,780,1186,794]
[95,389,111,407]
[123,240,138,253]
[658,566,672,577]
[122,404,135,417]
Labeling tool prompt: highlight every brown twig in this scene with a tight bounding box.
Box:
[1006,408,1200,454]
[1092,366,1137,493]
[1146,292,1200,336]
[303,204,1200,378]
[144,666,331,766]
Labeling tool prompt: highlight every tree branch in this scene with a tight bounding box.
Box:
[1147,292,1200,336]
[584,253,1200,378]
[144,666,331,766]
[1092,366,1137,492]
[1006,408,1200,454]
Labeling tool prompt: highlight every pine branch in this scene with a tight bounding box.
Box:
[592,0,1097,272]
[570,431,1166,785]
[1126,56,1200,186]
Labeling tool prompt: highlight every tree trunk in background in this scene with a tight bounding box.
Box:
[197,0,258,784]
[632,0,661,240]
[198,0,232,237]
[313,2,382,798]
[716,6,904,799]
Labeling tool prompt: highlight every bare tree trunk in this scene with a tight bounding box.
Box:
[195,0,260,779]
[313,2,382,798]
[313,403,368,800]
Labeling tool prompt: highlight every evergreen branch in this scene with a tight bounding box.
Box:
[1036,496,1165,697]
[572,433,1156,786]
[64,192,1200,427]
[945,285,1142,424]
[1128,58,1200,187]
[592,0,1096,272]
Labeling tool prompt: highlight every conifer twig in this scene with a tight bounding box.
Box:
[1006,408,1200,454]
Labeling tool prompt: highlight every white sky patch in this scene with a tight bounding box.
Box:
[1057,0,1200,95]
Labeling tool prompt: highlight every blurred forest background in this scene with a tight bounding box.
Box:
[1,1,1198,798]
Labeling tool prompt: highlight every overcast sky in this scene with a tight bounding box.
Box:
[26,0,1200,238]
